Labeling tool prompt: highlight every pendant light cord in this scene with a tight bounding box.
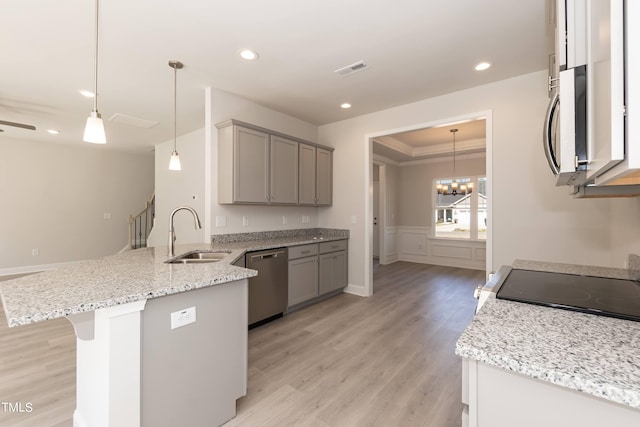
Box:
[452,130,456,179]
[173,64,177,151]
[93,0,99,113]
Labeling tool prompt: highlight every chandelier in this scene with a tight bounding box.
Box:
[436,128,473,196]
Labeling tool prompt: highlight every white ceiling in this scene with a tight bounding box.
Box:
[0,0,552,152]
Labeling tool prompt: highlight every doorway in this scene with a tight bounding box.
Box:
[365,111,493,295]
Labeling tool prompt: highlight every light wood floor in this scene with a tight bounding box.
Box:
[226,262,482,427]
[0,262,481,427]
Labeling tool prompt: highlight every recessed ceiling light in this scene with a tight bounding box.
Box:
[79,89,95,98]
[47,129,60,134]
[474,62,491,71]
[341,103,352,109]
[239,49,259,61]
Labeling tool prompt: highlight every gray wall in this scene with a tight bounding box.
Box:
[141,280,247,427]
[398,156,486,226]
[0,138,154,270]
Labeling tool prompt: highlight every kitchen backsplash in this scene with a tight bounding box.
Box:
[211,228,349,244]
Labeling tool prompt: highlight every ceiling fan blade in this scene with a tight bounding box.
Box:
[0,120,36,130]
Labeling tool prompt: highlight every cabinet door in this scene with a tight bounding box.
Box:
[288,256,318,307]
[331,251,347,291]
[270,136,298,204]
[316,148,332,205]
[234,126,270,203]
[298,143,317,205]
[319,251,347,295]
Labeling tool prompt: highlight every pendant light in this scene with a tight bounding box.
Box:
[168,60,183,171]
[83,0,106,144]
[437,128,473,196]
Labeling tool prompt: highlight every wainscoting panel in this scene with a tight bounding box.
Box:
[398,227,428,256]
[431,245,472,260]
[396,226,486,271]
[381,227,399,264]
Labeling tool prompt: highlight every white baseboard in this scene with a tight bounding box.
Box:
[343,283,368,297]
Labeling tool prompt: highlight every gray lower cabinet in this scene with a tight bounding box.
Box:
[288,243,319,307]
[318,244,347,295]
[288,240,347,308]
[288,256,319,306]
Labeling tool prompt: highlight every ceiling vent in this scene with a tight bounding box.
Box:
[108,113,159,129]
[334,60,369,77]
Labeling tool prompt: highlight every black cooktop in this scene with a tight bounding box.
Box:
[496,269,640,322]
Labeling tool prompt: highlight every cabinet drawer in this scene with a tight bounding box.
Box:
[319,240,347,254]
[288,244,319,260]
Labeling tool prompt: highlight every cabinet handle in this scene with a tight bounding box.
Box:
[301,250,311,254]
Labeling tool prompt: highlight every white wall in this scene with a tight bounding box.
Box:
[318,70,639,296]
[0,137,154,272]
[148,87,323,249]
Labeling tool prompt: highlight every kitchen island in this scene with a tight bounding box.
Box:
[0,244,256,427]
[0,228,350,427]
[456,261,640,427]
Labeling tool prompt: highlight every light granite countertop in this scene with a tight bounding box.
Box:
[456,259,640,410]
[0,229,349,328]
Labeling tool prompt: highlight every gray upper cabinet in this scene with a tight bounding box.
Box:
[298,144,333,206]
[234,126,270,203]
[217,119,333,206]
[270,135,298,204]
[298,143,317,205]
[316,148,332,206]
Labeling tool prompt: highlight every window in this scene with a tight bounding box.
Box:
[434,176,486,240]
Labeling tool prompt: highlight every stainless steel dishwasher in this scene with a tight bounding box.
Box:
[246,248,288,327]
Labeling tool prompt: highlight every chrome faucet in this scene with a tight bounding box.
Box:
[168,206,202,257]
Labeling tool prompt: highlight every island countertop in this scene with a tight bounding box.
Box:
[0,244,256,327]
[0,228,350,328]
[455,260,640,410]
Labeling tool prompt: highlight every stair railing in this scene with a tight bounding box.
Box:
[129,193,155,249]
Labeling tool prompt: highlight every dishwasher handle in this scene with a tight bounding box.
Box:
[250,250,286,262]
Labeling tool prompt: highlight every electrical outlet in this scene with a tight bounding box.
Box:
[282,215,288,225]
[242,216,249,226]
[103,212,112,220]
[301,215,309,224]
[351,215,357,224]
[215,216,227,227]
[171,306,196,330]
[31,248,39,256]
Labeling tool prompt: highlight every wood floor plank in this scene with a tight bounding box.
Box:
[230,262,482,427]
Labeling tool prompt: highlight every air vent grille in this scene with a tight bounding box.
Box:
[109,113,158,129]
[334,60,369,76]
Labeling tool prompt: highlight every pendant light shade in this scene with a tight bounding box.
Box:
[83,0,106,144]
[169,150,181,171]
[168,60,183,171]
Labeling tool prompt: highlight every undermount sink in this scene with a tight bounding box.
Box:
[166,251,229,264]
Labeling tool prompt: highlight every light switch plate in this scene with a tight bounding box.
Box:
[171,306,196,330]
